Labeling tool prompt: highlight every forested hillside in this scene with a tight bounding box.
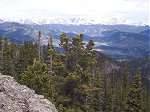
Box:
[0,33,149,112]
[129,57,150,93]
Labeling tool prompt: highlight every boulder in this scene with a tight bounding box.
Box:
[0,74,57,112]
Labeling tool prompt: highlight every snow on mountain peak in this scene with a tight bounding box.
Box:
[0,17,148,26]
[0,17,100,25]
[31,17,99,25]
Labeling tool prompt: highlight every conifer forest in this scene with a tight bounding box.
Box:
[0,32,149,112]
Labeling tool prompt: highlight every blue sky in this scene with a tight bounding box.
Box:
[0,0,149,24]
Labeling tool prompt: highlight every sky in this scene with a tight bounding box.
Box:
[0,0,149,24]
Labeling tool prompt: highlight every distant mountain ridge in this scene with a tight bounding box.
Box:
[0,21,149,60]
[0,17,148,26]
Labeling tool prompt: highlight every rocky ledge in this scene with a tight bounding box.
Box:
[0,74,57,112]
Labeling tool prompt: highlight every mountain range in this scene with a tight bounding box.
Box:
[0,17,148,26]
[0,19,149,60]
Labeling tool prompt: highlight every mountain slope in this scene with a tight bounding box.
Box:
[94,31,149,60]
[95,52,150,94]
[0,22,35,41]
[130,57,150,93]
[95,51,120,74]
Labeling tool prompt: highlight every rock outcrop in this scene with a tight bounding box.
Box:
[0,74,57,112]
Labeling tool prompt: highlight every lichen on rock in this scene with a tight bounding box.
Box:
[0,73,57,112]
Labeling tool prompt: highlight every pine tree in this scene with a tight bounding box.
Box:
[57,33,97,111]
[143,87,150,112]
[16,41,38,80]
[19,61,50,94]
[0,38,15,76]
[59,33,70,54]
[120,67,130,111]
[126,70,143,112]
[90,70,105,112]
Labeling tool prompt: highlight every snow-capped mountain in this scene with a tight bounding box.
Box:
[0,19,5,23]
[17,17,100,25]
[0,17,97,25]
[0,17,148,26]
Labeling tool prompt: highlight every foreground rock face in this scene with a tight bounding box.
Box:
[0,74,57,112]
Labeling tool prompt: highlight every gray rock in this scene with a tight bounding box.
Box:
[0,74,57,112]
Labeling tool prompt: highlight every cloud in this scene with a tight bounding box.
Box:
[0,0,148,23]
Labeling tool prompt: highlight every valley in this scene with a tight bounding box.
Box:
[0,21,149,60]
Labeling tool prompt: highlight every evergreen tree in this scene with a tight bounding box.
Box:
[20,61,50,95]
[126,70,143,112]
[0,38,15,76]
[120,67,130,111]
[90,70,105,112]
[16,41,38,80]
[58,33,97,111]
[143,87,150,112]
